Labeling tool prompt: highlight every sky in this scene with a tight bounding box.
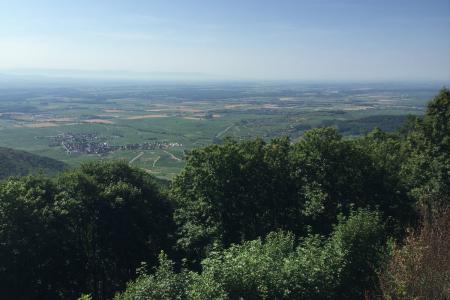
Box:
[0,0,449,81]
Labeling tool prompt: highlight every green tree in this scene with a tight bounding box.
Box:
[423,88,450,148]
[290,128,404,234]
[356,129,415,231]
[0,176,64,299]
[401,88,450,204]
[0,161,174,300]
[173,129,406,266]
[55,161,175,299]
[172,137,300,265]
[331,209,386,299]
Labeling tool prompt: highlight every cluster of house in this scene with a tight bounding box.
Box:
[47,133,182,155]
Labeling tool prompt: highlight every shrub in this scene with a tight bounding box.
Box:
[114,252,190,300]
[379,204,450,300]
[117,209,386,300]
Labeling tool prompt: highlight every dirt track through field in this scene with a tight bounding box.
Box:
[216,124,233,138]
[153,156,161,167]
[129,152,144,164]
[163,150,181,161]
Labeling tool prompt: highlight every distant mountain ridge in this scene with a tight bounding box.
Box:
[0,147,67,180]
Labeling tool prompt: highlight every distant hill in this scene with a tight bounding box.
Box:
[0,147,68,180]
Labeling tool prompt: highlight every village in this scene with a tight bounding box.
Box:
[45,132,182,155]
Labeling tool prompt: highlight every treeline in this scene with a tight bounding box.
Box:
[321,114,411,135]
[1,89,449,299]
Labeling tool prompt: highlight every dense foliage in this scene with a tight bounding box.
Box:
[0,146,67,179]
[400,89,450,203]
[0,161,174,299]
[0,89,449,299]
[172,127,411,265]
[116,210,385,300]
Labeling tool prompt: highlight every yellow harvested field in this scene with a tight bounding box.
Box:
[10,114,34,121]
[103,109,124,113]
[262,104,281,109]
[176,107,203,113]
[126,114,168,120]
[224,104,248,109]
[43,117,75,122]
[21,122,59,128]
[83,119,114,124]
[342,106,373,111]
[97,114,120,117]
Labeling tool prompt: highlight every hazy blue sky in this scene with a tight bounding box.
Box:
[1,0,449,81]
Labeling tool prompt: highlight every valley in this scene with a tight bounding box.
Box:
[0,81,438,178]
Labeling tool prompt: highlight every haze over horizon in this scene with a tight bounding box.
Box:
[1,0,449,82]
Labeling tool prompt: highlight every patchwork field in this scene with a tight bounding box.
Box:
[0,81,439,178]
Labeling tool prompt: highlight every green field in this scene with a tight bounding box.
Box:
[0,82,438,178]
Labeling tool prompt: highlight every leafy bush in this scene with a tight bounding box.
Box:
[114,252,190,300]
[117,209,386,300]
[331,210,386,299]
